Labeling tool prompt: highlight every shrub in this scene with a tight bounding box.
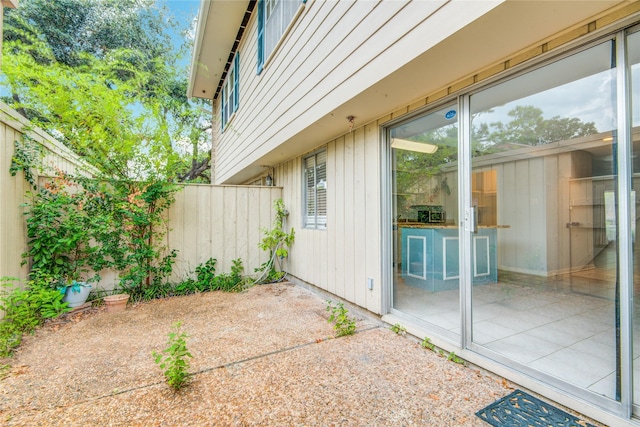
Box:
[153,321,192,390]
[326,301,356,337]
[0,276,69,357]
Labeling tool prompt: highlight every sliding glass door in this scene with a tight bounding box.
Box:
[628,26,640,412]
[468,40,620,402]
[388,25,640,415]
[391,104,460,339]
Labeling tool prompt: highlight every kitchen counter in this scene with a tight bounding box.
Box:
[397,223,510,229]
[401,226,499,292]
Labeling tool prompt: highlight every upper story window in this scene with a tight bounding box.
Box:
[303,149,327,229]
[257,0,304,74]
[221,53,240,131]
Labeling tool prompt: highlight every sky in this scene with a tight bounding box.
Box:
[165,0,200,23]
[164,0,201,65]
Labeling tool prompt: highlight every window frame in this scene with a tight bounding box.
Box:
[221,53,240,131]
[303,148,327,230]
[257,0,305,74]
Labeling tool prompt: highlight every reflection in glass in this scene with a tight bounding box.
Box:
[629,28,640,409]
[470,40,619,400]
[391,105,460,336]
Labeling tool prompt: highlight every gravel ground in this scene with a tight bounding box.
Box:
[0,282,603,426]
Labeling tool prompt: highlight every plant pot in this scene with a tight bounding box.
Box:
[104,294,129,313]
[62,283,92,308]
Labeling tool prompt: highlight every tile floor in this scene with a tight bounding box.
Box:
[393,268,640,403]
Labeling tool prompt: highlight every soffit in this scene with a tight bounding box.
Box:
[188,0,250,99]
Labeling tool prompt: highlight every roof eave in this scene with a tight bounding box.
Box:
[187,0,251,100]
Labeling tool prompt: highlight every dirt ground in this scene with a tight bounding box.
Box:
[0,282,602,426]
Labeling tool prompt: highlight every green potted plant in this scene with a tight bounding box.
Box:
[59,280,93,308]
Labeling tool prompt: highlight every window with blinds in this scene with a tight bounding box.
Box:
[257,0,304,74]
[221,53,239,131]
[303,149,327,229]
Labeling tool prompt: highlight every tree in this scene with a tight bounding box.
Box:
[394,124,457,216]
[2,0,212,182]
[472,105,598,152]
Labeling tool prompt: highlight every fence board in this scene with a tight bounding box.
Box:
[2,100,282,293]
[166,184,282,286]
[1,102,95,287]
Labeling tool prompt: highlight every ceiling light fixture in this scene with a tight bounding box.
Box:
[391,138,438,154]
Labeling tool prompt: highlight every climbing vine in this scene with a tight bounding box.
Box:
[9,135,42,189]
[255,198,295,283]
[22,171,179,297]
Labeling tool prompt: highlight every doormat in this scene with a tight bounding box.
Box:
[475,389,597,427]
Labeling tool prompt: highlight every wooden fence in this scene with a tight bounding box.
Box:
[1,101,282,291]
[167,184,283,284]
[1,102,96,285]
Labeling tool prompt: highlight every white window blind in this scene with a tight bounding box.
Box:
[304,150,327,229]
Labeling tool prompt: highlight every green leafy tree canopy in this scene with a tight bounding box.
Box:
[2,0,212,182]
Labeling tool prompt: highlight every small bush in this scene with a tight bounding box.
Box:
[0,276,69,357]
[153,321,193,390]
[194,258,217,291]
[211,258,246,292]
[447,351,465,365]
[326,301,356,337]
[420,336,435,351]
[391,323,406,336]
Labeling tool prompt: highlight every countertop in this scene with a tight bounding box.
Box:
[397,223,510,229]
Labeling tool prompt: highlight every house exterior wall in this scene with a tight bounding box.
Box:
[196,1,640,424]
[276,122,382,314]
[254,1,640,317]
[212,0,503,184]
[264,2,640,317]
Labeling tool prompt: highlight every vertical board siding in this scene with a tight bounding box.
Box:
[343,133,355,304]
[326,140,337,296]
[363,122,380,310]
[276,122,383,315]
[353,127,366,308]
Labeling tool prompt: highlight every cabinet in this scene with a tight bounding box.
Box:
[472,170,497,226]
[400,226,497,292]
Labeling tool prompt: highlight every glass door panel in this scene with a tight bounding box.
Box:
[469,40,620,401]
[391,104,460,336]
[629,28,640,409]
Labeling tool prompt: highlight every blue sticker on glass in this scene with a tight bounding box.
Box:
[445,110,457,120]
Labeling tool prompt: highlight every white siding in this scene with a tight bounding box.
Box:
[212,0,504,183]
[277,121,382,314]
